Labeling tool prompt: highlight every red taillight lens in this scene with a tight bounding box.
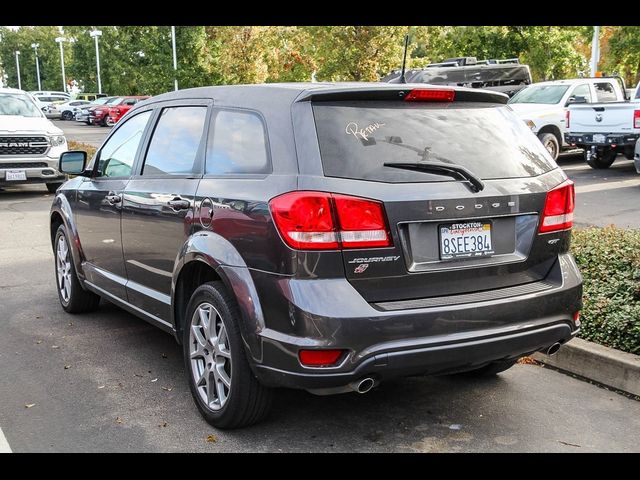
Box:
[269,192,339,250]
[565,109,570,129]
[634,110,640,129]
[269,191,391,250]
[404,89,455,102]
[333,194,390,248]
[539,180,575,233]
[299,349,345,367]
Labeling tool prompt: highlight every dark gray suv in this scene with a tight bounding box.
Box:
[50,83,582,428]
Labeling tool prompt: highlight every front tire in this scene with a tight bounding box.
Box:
[54,225,101,313]
[183,281,273,429]
[538,133,560,161]
[61,111,73,121]
[586,148,616,169]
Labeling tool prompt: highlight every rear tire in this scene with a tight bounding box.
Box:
[54,225,101,314]
[538,133,560,161]
[46,182,63,193]
[586,148,616,169]
[183,281,273,429]
[455,359,517,377]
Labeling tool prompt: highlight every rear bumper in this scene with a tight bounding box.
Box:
[246,253,582,390]
[565,132,640,148]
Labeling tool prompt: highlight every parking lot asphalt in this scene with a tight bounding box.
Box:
[0,124,639,452]
[52,119,111,148]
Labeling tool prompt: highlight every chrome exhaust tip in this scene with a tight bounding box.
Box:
[353,377,375,394]
[546,342,562,356]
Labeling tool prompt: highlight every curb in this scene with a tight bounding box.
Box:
[532,338,640,397]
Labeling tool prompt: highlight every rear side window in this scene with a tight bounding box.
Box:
[594,83,617,102]
[142,106,207,176]
[571,84,591,103]
[313,101,556,183]
[206,110,270,175]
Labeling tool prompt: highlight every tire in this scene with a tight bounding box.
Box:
[100,116,109,127]
[85,120,91,125]
[61,111,73,121]
[538,132,560,161]
[183,281,273,429]
[623,147,635,160]
[586,148,616,169]
[54,225,101,314]
[454,359,517,377]
[105,116,115,127]
[46,182,63,193]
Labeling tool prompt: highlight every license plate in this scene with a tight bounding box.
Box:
[593,134,606,144]
[439,221,494,260]
[5,170,27,181]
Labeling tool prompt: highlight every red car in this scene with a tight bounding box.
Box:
[106,96,150,126]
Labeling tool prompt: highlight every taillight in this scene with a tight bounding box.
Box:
[565,109,570,129]
[269,191,392,250]
[299,349,345,367]
[404,89,455,102]
[539,180,575,233]
[634,110,640,129]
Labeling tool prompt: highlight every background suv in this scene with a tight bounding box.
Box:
[51,83,582,429]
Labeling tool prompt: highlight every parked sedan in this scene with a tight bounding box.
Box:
[47,100,92,120]
[105,96,150,126]
[75,96,119,124]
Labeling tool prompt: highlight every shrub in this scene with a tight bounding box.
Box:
[571,226,640,354]
[67,141,97,160]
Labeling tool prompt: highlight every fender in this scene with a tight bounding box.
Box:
[50,189,87,284]
[172,230,266,363]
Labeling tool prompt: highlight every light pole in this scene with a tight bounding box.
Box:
[90,29,103,94]
[15,51,21,90]
[171,26,178,91]
[55,37,67,92]
[31,43,41,91]
[590,26,600,77]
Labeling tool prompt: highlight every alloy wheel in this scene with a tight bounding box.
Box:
[189,302,232,411]
[56,235,72,303]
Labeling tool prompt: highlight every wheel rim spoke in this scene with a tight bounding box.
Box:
[56,235,71,302]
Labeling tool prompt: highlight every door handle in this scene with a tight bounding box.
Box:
[106,193,121,205]
[168,198,190,211]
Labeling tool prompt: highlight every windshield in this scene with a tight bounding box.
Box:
[0,93,43,117]
[312,101,556,183]
[508,85,570,105]
[110,98,125,106]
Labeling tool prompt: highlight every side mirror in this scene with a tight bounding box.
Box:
[59,151,87,175]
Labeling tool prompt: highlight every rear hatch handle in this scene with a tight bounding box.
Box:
[383,162,485,193]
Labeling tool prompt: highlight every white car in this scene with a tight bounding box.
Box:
[508,78,627,160]
[0,88,68,192]
[47,100,92,120]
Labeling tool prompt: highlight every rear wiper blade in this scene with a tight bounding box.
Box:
[383,162,485,193]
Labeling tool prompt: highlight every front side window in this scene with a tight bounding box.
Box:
[96,110,152,178]
[594,82,617,102]
[142,106,207,176]
[206,110,270,175]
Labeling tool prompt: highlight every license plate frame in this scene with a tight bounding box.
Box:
[5,170,27,181]
[439,221,494,260]
[592,133,606,144]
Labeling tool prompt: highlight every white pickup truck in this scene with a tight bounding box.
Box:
[508,77,628,160]
[565,83,640,169]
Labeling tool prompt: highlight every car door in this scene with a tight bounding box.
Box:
[121,101,210,322]
[73,109,153,301]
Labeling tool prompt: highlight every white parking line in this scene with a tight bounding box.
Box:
[0,427,12,453]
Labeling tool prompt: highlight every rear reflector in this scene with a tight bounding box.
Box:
[404,89,455,102]
[299,349,345,367]
[634,110,640,129]
[269,191,391,250]
[539,180,575,233]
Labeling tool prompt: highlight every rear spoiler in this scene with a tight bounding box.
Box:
[295,86,509,105]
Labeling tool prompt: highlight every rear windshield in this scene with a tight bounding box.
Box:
[312,101,555,183]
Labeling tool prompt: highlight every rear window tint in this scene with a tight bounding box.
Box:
[312,101,555,183]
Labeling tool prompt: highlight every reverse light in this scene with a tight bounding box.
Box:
[539,180,575,233]
[404,89,455,102]
[269,191,391,250]
[299,349,345,367]
[573,311,581,327]
[634,110,640,129]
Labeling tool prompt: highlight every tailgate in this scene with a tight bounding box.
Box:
[569,103,638,134]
